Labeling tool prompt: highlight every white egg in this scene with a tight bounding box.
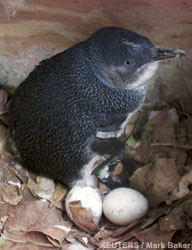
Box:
[65,186,102,224]
[103,187,148,225]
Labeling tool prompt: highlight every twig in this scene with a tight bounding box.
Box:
[151,142,192,150]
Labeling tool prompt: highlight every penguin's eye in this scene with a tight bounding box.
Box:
[125,60,135,68]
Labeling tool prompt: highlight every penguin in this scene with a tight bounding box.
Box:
[8,27,185,187]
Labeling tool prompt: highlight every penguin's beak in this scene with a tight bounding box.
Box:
[151,46,186,61]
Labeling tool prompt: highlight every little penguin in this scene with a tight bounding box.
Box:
[8,27,185,187]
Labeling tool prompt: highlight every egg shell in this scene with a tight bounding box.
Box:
[65,186,102,224]
[103,187,148,225]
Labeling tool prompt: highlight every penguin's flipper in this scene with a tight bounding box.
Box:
[90,136,125,158]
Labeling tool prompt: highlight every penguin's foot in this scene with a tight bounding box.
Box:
[72,137,125,187]
[94,158,144,189]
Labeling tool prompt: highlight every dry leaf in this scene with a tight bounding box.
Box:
[180,117,192,144]
[0,90,8,114]
[0,240,52,250]
[182,198,192,230]
[158,207,184,232]
[0,125,7,152]
[111,220,141,238]
[2,184,23,206]
[134,224,175,248]
[166,171,192,204]
[2,200,63,247]
[28,177,43,195]
[135,111,176,164]
[0,215,8,231]
[156,148,187,167]
[28,177,55,201]
[94,226,114,241]
[129,158,181,207]
[69,201,100,234]
[28,226,67,248]
[140,207,170,229]
[0,202,18,222]
[50,183,67,208]
[149,111,176,144]
[132,124,153,163]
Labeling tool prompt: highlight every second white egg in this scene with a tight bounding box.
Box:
[103,187,148,225]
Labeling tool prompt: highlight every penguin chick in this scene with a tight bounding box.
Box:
[8,27,185,187]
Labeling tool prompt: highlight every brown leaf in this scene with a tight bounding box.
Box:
[50,183,67,208]
[134,223,175,247]
[150,111,176,144]
[99,207,171,248]
[2,200,63,246]
[27,177,43,195]
[182,198,192,229]
[129,158,181,207]
[111,220,141,238]
[135,111,176,164]
[2,184,23,206]
[0,153,27,200]
[180,117,192,144]
[0,125,7,153]
[27,177,55,201]
[0,215,8,231]
[0,90,8,114]
[176,127,188,145]
[158,148,187,167]
[141,206,171,229]
[28,226,67,248]
[0,202,17,222]
[166,171,192,204]
[69,200,100,234]
[94,226,114,241]
[134,124,154,163]
[158,207,184,232]
[0,153,18,181]
[1,240,52,250]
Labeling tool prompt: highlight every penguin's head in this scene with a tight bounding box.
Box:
[86,27,185,90]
